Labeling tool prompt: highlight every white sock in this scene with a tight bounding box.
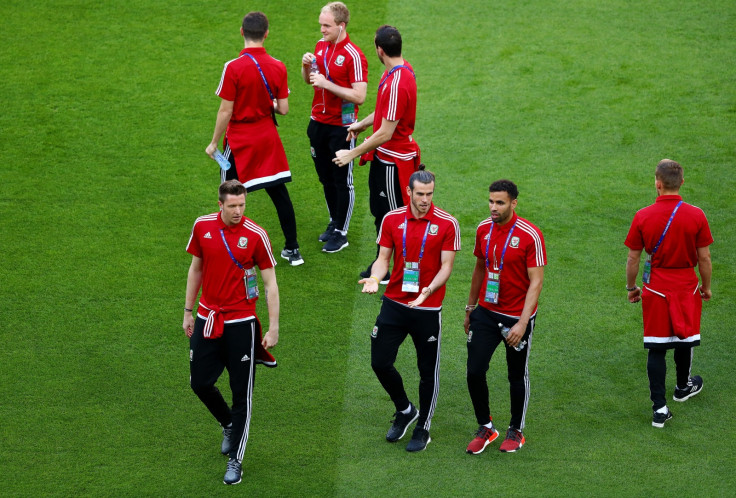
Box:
[400,404,412,415]
[484,421,494,429]
[656,406,669,414]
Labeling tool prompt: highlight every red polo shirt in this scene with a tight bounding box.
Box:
[373,61,419,163]
[186,212,276,320]
[310,33,368,126]
[473,213,546,317]
[378,204,460,310]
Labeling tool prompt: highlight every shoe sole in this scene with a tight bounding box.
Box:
[673,385,702,402]
[224,473,242,485]
[386,410,419,442]
[466,431,499,454]
[652,414,673,428]
[322,241,349,253]
[406,436,431,452]
[280,254,304,266]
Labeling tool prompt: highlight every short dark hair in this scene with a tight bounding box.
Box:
[489,179,518,200]
[219,180,247,202]
[375,25,402,57]
[409,163,435,190]
[655,159,684,190]
[242,11,269,41]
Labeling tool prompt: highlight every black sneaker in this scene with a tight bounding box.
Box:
[223,458,242,485]
[386,403,418,442]
[280,248,304,266]
[322,230,349,253]
[673,375,703,402]
[652,409,673,428]
[318,221,336,243]
[221,425,233,455]
[406,427,431,452]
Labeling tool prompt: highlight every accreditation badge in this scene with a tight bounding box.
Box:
[341,100,355,125]
[484,271,500,304]
[402,261,420,293]
[642,255,652,284]
[244,268,259,300]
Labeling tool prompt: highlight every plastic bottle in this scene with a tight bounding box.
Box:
[213,149,231,171]
[499,323,526,352]
[310,57,319,75]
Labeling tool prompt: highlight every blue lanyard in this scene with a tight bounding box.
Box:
[243,53,275,100]
[402,216,431,261]
[378,64,416,92]
[485,221,517,273]
[220,229,245,271]
[650,201,682,257]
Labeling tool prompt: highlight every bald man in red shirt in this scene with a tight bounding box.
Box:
[625,159,713,428]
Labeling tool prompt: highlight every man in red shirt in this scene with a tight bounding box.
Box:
[625,159,713,428]
[333,25,419,280]
[300,2,368,253]
[360,167,460,452]
[183,180,280,485]
[205,11,304,267]
[464,179,546,454]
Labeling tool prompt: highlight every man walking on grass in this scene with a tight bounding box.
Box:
[464,179,546,454]
[360,167,459,452]
[624,159,713,428]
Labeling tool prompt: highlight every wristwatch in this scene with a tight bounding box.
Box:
[465,304,476,312]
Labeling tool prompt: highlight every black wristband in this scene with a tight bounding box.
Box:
[184,307,193,312]
[626,285,638,292]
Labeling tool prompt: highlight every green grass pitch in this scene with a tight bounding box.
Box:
[1,0,734,495]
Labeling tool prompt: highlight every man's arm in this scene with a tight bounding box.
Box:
[205,99,234,158]
[183,256,203,338]
[506,266,544,347]
[310,77,367,105]
[626,249,643,303]
[697,245,712,301]
[359,246,392,294]
[464,258,486,334]
[274,97,289,116]
[260,267,280,349]
[300,52,315,84]
[408,250,456,308]
[334,117,398,167]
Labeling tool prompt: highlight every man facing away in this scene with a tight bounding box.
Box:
[333,25,420,281]
[183,180,280,485]
[205,11,304,267]
[301,2,368,253]
[464,179,546,454]
[624,159,713,428]
[360,167,460,452]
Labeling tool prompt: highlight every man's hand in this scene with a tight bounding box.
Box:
[505,322,525,348]
[699,285,712,301]
[205,142,217,159]
[333,149,355,167]
[310,72,329,89]
[628,286,642,303]
[183,312,195,338]
[262,329,279,349]
[408,286,432,308]
[359,277,379,294]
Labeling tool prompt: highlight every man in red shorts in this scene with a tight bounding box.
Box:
[205,11,304,266]
[625,159,713,428]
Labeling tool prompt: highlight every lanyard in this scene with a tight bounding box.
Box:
[220,229,245,271]
[650,201,682,257]
[485,221,517,273]
[378,64,416,92]
[243,53,278,126]
[402,216,431,261]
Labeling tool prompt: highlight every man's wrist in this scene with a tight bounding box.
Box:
[184,307,193,313]
[626,285,638,292]
[465,304,476,312]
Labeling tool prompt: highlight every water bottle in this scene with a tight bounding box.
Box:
[499,323,526,352]
[310,57,319,75]
[213,149,231,171]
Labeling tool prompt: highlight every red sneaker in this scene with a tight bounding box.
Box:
[499,428,525,453]
[466,425,499,454]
